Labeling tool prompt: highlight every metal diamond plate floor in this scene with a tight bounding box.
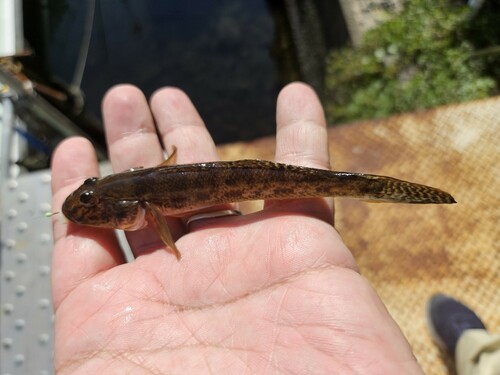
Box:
[1,170,54,375]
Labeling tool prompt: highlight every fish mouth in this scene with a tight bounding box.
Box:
[62,199,82,224]
[61,193,146,230]
[61,198,98,226]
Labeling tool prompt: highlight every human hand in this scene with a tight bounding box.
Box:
[51,82,423,374]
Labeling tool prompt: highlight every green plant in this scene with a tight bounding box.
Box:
[324,0,497,123]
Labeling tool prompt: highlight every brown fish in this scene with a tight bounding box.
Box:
[62,147,455,259]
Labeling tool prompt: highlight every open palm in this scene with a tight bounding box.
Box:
[51,83,423,374]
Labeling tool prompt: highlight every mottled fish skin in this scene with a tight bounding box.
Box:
[62,159,456,259]
[62,159,456,230]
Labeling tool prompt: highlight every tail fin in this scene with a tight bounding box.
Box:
[343,173,456,204]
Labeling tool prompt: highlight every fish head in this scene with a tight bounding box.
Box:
[62,177,146,231]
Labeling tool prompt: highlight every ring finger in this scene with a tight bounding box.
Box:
[102,84,172,257]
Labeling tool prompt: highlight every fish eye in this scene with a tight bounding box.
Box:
[84,177,99,185]
[79,191,98,207]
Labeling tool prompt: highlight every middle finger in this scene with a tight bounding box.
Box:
[150,87,219,163]
[151,87,236,231]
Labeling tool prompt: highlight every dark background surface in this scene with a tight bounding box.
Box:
[22,0,348,145]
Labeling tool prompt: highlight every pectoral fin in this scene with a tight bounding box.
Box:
[158,146,178,167]
[145,202,181,260]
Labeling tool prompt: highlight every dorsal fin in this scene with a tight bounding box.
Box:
[157,146,178,167]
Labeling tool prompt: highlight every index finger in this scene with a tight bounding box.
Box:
[265,82,334,223]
